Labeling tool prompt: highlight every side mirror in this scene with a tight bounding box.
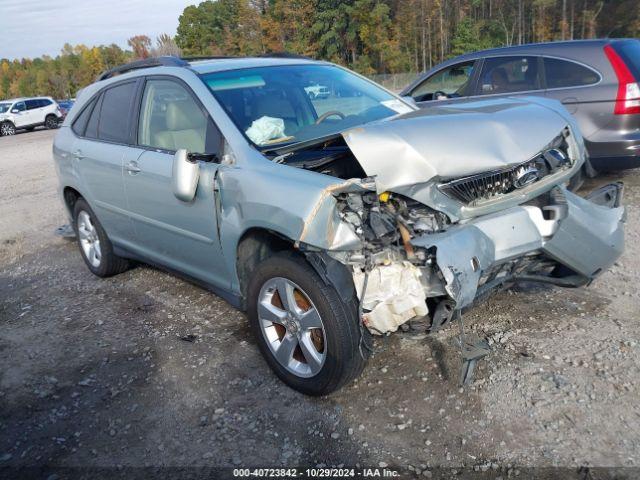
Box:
[401,95,418,107]
[172,149,200,202]
[11,109,19,114]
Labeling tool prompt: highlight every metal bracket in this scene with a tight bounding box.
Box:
[455,310,491,386]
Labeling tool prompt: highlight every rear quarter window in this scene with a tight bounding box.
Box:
[72,98,98,136]
[612,40,640,80]
[544,58,600,88]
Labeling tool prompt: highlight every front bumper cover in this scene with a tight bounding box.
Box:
[411,185,625,309]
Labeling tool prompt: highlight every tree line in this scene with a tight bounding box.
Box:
[1,0,638,100]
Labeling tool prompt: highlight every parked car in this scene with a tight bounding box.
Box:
[401,39,640,175]
[54,56,624,395]
[0,97,62,135]
[56,99,75,119]
[304,83,330,99]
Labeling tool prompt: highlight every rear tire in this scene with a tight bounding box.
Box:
[45,115,59,129]
[0,121,16,136]
[73,198,130,277]
[247,252,369,396]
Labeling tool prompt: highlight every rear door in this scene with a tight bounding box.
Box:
[542,56,602,136]
[122,76,229,288]
[24,99,42,125]
[474,55,543,99]
[70,80,140,245]
[406,60,479,107]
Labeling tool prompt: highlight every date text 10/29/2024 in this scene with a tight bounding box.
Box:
[233,468,401,478]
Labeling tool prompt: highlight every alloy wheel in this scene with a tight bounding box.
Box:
[257,277,326,378]
[45,117,58,129]
[77,210,102,268]
[1,123,15,136]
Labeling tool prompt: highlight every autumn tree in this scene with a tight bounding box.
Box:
[127,35,152,59]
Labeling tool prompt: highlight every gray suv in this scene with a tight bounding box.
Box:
[54,56,625,395]
[402,39,640,174]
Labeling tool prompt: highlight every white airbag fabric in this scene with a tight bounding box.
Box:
[245,116,285,145]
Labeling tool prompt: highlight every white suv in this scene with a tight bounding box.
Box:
[0,97,62,136]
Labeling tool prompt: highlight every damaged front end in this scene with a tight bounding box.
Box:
[270,98,625,351]
[328,180,624,338]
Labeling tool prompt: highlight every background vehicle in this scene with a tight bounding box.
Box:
[304,83,330,99]
[0,97,62,136]
[53,56,624,396]
[401,39,640,174]
[56,99,75,119]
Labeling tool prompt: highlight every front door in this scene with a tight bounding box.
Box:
[11,101,28,127]
[122,77,229,288]
[408,60,478,107]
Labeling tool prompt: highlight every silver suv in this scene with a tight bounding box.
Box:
[54,56,625,395]
[0,97,62,135]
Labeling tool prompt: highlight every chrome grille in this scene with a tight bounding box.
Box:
[439,133,573,205]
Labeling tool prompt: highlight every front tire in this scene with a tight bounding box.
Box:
[247,252,369,396]
[0,121,16,136]
[73,198,130,277]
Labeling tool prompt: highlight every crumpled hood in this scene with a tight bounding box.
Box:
[342,96,571,194]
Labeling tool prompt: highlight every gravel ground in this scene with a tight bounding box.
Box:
[1,130,639,479]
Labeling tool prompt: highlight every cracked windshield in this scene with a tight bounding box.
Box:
[201,64,413,147]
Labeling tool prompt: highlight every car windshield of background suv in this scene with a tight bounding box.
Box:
[200,64,413,148]
[0,103,12,114]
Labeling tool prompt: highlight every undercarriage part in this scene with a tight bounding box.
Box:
[430,299,455,332]
[455,311,491,386]
[55,224,76,239]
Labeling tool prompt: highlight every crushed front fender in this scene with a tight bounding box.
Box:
[411,185,625,309]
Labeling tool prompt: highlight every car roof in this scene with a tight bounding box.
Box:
[185,56,326,74]
[1,97,52,103]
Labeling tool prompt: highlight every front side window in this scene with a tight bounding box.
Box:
[13,102,26,112]
[478,56,541,95]
[544,58,600,88]
[138,79,220,154]
[200,65,408,148]
[410,61,476,102]
[97,81,136,143]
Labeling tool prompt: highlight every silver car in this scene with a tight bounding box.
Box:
[54,55,625,395]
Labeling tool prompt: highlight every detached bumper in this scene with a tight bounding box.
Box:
[411,185,625,309]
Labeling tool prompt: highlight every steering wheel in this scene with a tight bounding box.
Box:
[433,90,448,100]
[315,110,346,124]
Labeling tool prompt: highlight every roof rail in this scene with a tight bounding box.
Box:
[259,52,313,60]
[97,56,189,81]
[180,55,238,62]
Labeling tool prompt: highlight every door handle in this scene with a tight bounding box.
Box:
[125,161,141,174]
[73,150,85,160]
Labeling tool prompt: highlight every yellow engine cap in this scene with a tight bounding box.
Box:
[379,192,391,202]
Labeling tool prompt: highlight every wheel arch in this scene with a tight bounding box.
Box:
[236,227,298,309]
[62,186,83,217]
[234,227,358,311]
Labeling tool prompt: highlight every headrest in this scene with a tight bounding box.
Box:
[165,101,204,131]
[255,95,296,118]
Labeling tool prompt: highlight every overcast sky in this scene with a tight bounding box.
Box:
[0,0,198,60]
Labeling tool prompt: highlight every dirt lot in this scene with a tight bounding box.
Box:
[1,129,639,478]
